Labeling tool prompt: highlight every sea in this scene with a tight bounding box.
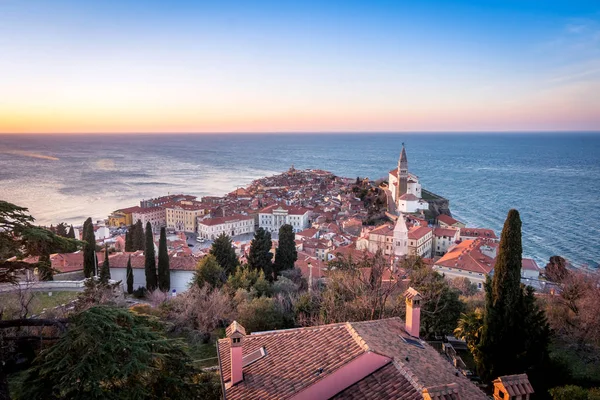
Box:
[1,133,599,269]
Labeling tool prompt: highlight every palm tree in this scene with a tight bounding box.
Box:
[454,308,484,354]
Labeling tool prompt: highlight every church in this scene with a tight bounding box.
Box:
[388,144,430,214]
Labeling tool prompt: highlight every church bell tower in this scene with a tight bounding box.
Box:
[396,144,408,201]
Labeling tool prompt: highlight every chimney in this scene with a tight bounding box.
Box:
[492,374,534,400]
[404,287,422,337]
[226,321,246,385]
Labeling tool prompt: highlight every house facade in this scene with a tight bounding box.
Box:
[259,204,310,233]
[197,215,255,239]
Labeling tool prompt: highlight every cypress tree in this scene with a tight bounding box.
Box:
[144,222,157,291]
[125,230,133,252]
[209,233,239,276]
[477,209,550,381]
[67,225,76,239]
[82,217,97,278]
[126,255,134,294]
[157,227,170,292]
[273,224,297,278]
[99,247,111,284]
[247,228,273,278]
[134,220,145,251]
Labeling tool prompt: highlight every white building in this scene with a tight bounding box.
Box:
[108,252,197,293]
[388,144,429,214]
[259,204,310,233]
[407,226,433,258]
[197,215,255,240]
[433,239,497,289]
[433,227,460,256]
[132,207,166,233]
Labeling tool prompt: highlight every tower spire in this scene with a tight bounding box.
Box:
[397,143,408,200]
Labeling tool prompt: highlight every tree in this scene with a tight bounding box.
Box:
[67,225,75,239]
[549,385,600,400]
[237,297,289,333]
[125,230,133,252]
[209,233,238,276]
[55,222,68,238]
[131,220,145,251]
[15,306,218,399]
[144,222,157,291]
[99,247,111,284]
[37,252,55,281]
[545,255,569,283]
[157,227,170,292]
[126,255,134,295]
[247,228,273,278]
[82,217,97,278]
[273,224,297,278]
[477,209,550,382]
[194,255,224,289]
[454,309,484,355]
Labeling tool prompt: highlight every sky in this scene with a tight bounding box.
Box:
[1,0,600,134]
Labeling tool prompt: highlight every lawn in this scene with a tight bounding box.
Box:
[0,291,79,319]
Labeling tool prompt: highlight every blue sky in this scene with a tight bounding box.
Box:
[1,0,599,133]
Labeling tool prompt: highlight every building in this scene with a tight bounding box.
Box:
[433,239,497,289]
[131,207,166,233]
[259,204,310,233]
[140,194,197,208]
[388,144,429,214]
[521,258,541,279]
[393,214,409,257]
[165,202,207,233]
[197,215,255,240]
[433,227,460,256]
[217,288,513,400]
[108,251,197,293]
[437,214,465,229]
[459,227,497,241]
[108,206,141,227]
[365,223,396,256]
[408,226,433,258]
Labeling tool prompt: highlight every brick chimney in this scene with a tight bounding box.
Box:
[493,374,534,400]
[404,287,422,337]
[226,321,246,385]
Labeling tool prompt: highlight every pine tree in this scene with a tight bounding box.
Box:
[477,209,550,381]
[157,227,170,292]
[273,224,297,278]
[67,225,76,239]
[126,255,134,294]
[144,222,157,291]
[99,247,111,284]
[56,222,68,237]
[209,233,239,276]
[125,230,133,252]
[82,217,97,278]
[247,228,273,278]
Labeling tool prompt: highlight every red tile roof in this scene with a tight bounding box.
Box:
[399,193,419,201]
[459,227,497,239]
[217,317,487,400]
[434,240,496,274]
[408,226,432,240]
[437,214,460,226]
[370,223,395,236]
[433,228,459,238]
[521,258,540,272]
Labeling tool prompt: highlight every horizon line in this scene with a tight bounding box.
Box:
[2,130,600,136]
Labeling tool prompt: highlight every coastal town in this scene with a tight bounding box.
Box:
[1,144,598,400]
[40,144,541,293]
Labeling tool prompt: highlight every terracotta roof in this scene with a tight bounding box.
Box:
[116,206,142,214]
[521,258,540,272]
[459,228,497,239]
[108,252,198,271]
[370,223,395,236]
[218,323,365,400]
[399,193,419,201]
[331,362,420,400]
[198,215,254,226]
[408,226,432,240]
[437,214,460,226]
[217,317,487,400]
[493,374,534,397]
[434,240,495,275]
[433,228,459,238]
[132,207,164,214]
[297,228,318,238]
